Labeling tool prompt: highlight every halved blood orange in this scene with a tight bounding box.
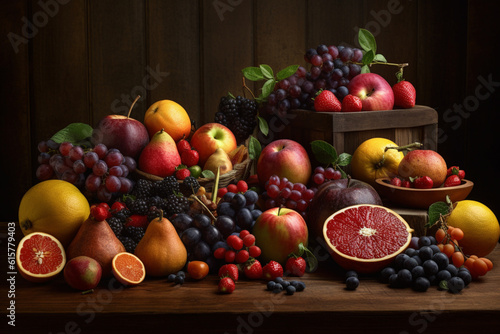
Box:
[16,232,66,282]
[111,252,146,286]
[323,204,413,274]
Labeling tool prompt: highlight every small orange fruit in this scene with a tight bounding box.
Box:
[187,261,210,280]
[111,252,146,286]
[144,100,192,142]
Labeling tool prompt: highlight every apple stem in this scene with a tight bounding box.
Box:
[277,206,282,216]
[347,175,351,187]
[127,95,141,118]
[385,142,423,153]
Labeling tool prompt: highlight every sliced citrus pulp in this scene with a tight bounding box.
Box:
[323,204,413,273]
[16,232,66,282]
[112,252,146,286]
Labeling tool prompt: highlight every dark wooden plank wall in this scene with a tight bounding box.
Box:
[1,0,499,221]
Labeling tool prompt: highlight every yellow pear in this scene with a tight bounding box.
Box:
[203,148,233,175]
[134,212,187,277]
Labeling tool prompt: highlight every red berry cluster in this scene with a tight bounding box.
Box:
[90,201,127,221]
[217,180,249,198]
[444,166,465,187]
[214,230,261,264]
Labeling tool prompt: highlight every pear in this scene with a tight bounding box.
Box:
[66,215,126,277]
[138,129,181,177]
[203,148,233,175]
[134,212,187,277]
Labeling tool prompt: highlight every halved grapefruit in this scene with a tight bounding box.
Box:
[16,232,66,282]
[323,204,413,274]
[111,252,146,286]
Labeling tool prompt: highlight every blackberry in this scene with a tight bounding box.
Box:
[147,206,161,222]
[107,216,123,236]
[180,176,200,196]
[156,176,180,197]
[164,193,190,217]
[129,198,149,215]
[216,95,258,144]
[124,226,146,244]
[114,208,131,224]
[131,179,155,199]
[118,235,137,253]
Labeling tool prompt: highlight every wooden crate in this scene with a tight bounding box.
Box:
[276,105,438,157]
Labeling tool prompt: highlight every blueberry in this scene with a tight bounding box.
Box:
[429,244,441,254]
[413,277,430,292]
[405,248,418,257]
[272,283,283,293]
[432,252,449,270]
[174,275,185,284]
[457,269,472,286]
[403,257,419,271]
[379,267,396,284]
[388,273,400,288]
[418,246,433,261]
[274,277,284,284]
[411,265,425,279]
[176,271,186,278]
[423,260,439,276]
[231,193,247,208]
[393,253,409,270]
[167,274,176,282]
[267,281,276,291]
[418,236,432,247]
[448,276,465,293]
[411,255,422,266]
[397,269,413,287]
[445,264,458,277]
[295,281,306,292]
[436,269,452,282]
[286,285,296,295]
[345,270,358,279]
[280,280,290,288]
[346,276,360,290]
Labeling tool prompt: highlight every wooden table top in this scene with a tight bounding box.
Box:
[3,221,500,334]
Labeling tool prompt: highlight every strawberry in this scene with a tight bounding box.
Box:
[181,149,199,167]
[341,94,362,112]
[285,256,306,277]
[126,214,149,228]
[392,80,416,109]
[401,180,412,188]
[314,90,341,112]
[218,264,239,281]
[243,259,263,280]
[444,174,461,187]
[447,166,466,179]
[176,138,191,154]
[90,204,108,222]
[413,176,433,189]
[218,277,235,294]
[390,177,402,187]
[262,260,284,281]
[175,168,190,180]
[110,201,127,213]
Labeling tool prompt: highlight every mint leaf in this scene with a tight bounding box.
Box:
[358,28,377,53]
[51,123,93,145]
[260,64,274,79]
[242,67,264,81]
[257,116,269,136]
[248,136,262,160]
[201,170,215,179]
[311,140,337,165]
[426,201,451,228]
[337,152,352,167]
[276,65,299,81]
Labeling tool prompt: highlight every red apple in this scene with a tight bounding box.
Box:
[398,150,448,187]
[257,139,311,185]
[348,73,394,111]
[91,115,149,159]
[63,256,102,291]
[307,178,383,239]
[252,207,309,265]
[190,123,237,165]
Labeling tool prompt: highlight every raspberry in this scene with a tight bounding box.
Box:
[176,168,190,180]
[227,184,238,193]
[217,187,228,198]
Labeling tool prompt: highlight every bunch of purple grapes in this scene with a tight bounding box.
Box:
[36,139,136,202]
[261,44,363,116]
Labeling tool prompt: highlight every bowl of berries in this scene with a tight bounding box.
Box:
[374,177,474,209]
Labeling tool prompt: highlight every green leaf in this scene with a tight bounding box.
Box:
[362,49,375,65]
[257,116,269,136]
[358,28,377,53]
[276,65,299,81]
[261,78,276,99]
[51,123,93,145]
[248,136,262,160]
[374,53,387,62]
[242,66,264,81]
[201,170,215,179]
[361,65,370,73]
[337,152,352,167]
[426,201,450,228]
[311,140,337,165]
[260,64,274,79]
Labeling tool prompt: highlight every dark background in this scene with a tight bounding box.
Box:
[1,0,499,221]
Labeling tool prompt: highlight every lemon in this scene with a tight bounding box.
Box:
[447,200,500,257]
[18,180,90,247]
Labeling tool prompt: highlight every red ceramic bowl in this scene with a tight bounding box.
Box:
[374,178,474,209]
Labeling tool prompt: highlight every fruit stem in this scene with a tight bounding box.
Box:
[242,77,256,100]
[81,289,94,295]
[191,194,217,222]
[127,95,141,118]
[384,142,423,153]
[351,61,409,68]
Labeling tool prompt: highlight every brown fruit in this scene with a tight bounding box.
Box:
[398,150,447,187]
[66,216,126,277]
[134,213,187,277]
[203,148,233,175]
